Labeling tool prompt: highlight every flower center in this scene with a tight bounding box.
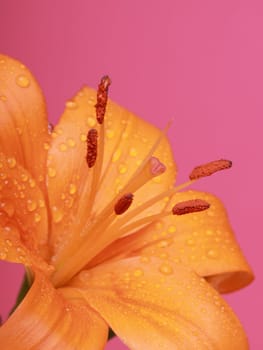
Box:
[51,77,232,287]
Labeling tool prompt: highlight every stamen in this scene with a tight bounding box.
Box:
[172,199,210,215]
[95,75,111,124]
[150,156,166,176]
[189,159,232,180]
[114,193,134,215]
[86,129,98,168]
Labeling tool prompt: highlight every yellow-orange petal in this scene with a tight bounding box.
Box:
[70,257,248,350]
[99,190,253,293]
[0,152,49,258]
[47,86,176,264]
[0,268,108,350]
[0,54,50,193]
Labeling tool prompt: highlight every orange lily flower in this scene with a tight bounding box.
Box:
[0,54,254,349]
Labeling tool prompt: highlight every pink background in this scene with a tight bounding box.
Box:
[0,1,262,348]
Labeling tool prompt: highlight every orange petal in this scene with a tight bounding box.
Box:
[70,257,248,349]
[98,190,253,293]
[47,87,176,269]
[0,268,108,350]
[0,152,49,258]
[0,54,50,193]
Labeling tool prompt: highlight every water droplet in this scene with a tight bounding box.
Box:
[7,157,16,168]
[206,249,219,259]
[159,263,173,275]
[34,213,41,223]
[21,173,28,182]
[0,252,7,259]
[80,133,87,142]
[157,240,170,248]
[1,201,15,217]
[38,199,45,208]
[129,148,137,157]
[48,167,56,178]
[87,117,96,127]
[133,269,144,277]
[106,129,115,139]
[140,256,150,263]
[27,199,37,212]
[29,179,36,188]
[43,142,50,150]
[16,74,30,88]
[112,149,122,162]
[186,238,195,246]
[0,95,7,102]
[168,225,176,233]
[69,183,77,195]
[5,239,12,247]
[206,229,214,236]
[65,100,78,109]
[52,206,64,223]
[67,138,76,148]
[118,164,127,174]
[59,143,67,152]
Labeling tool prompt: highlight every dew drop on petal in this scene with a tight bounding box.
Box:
[118,164,127,174]
[1,201,15,217]
[133,269,144,277]
[106,129,115,139]
[7,157,16,168]
[129,148,137,157]
[65,100,78,109]
[48,167,57,178]
[27,199,37,212]
[52,206,64,223]
[69,183,77,195]
[29,179,36,188]
[21,173,28,182]
[43,142,50,151]
[159,263,174,275]
[112,149,121,162]
[67,138,76,148]
[5,239,12,247]
[80,133,87,142]
[87,117,96,127]
[34,213,41,223]
[59,143,67,152]
[16,74,30,88]
[206,249,219,259]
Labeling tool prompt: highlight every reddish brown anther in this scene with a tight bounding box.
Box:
[95,75,111,124]
[189,159,232,180]
[86,129,98,168]
[114,193,134,215]
[172,199,210,215]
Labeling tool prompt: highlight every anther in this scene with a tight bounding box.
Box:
[172,199,210,215]
[150,157,166,176]
[95,75,111,124]
[189,159,232,180]
[86,129,98,168]
[114,193,134,215]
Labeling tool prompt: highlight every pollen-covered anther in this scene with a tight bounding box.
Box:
[114,193,134,215]
[189,159,232,180]
[172,199,210,215]
[95,75,112,124]
[86,129,98,168]
[150,156,166,176]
